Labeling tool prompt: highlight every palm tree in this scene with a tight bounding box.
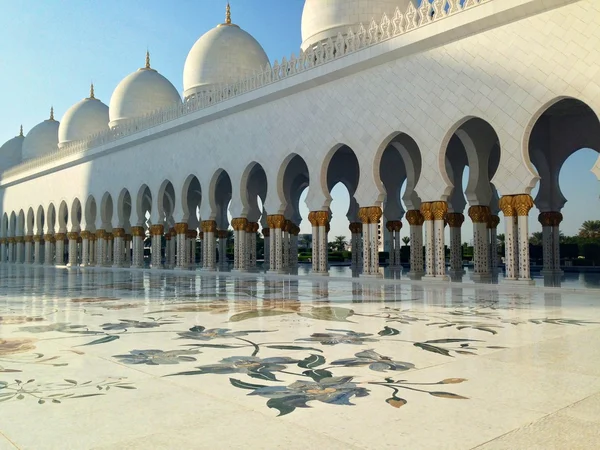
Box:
[497,233,505,244]
[333,235,348,252]
[300,234,312,250]
[529,231,543,246]
[579,220,600,239]
[402,236,410,246]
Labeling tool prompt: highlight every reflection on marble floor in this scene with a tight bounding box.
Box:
[1,265,600,449]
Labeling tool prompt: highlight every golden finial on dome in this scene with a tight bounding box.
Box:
[89,82,95,99]
[19,125,23,137]
[226,2,231,24]
[145,50,151,69]
[49,106,55,121]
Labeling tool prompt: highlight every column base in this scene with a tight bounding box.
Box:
[422,275,450,282]
[201,267,217,272]
[112,264,124,269]
[174,266,191,272]
[360,273,383,279]
[502,278,535,286]
[541,269,563,276]
[448,269,466,277]
[151,265,163,270]
[471,273,492,283]
[407,271,424,280]
[310,271,329,277]
[66,263,78,269]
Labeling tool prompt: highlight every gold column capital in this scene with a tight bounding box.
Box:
[131,226,145,237]
[267,214,286,229]
[431,201,448,221]
[80,231,91,239]
[406,210,424,226]
[187,230,198,239]
[307,212,318,227]
[199,232,204,239]
[96,229,106,239]
[487,215,500,229]
[202,220,217,233]
[55,233,66,241]
[513,194,534,217]
[315,211,329,227]
[446,213,465,228]
[150,224,164,236]
[217,230,228,239]
[174,223,188,234]
[24,236,34,243]
[499,196,515,217]
[112,228,126,238]
[33,235,42,243]
[262,228,270,237]
[106,233,114,241]
[539,211,563,227]
[420,203,434,221]
[468,205,491,224]
[67,232,79,240]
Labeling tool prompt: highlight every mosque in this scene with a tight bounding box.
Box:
[1,0,599,284]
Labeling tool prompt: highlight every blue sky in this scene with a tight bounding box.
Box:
[1,0,598,241]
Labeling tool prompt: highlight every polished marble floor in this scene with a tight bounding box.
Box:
[1,265,600,449]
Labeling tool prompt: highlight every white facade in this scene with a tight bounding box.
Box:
[1,0,599,280]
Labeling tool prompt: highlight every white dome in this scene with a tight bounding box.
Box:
[58,86,109,149]
[0,128,24,170]
[109,54,181,129]
[301,0,414,51]
[22,110,59,161]
[183,19,270,99]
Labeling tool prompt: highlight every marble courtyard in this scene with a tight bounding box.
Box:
[1,265,600,449]
[2,0,600,448]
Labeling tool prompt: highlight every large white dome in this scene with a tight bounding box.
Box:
[0,127,24,170]
[109,53,181,129]
[22,109,59,161]
[183,9,270,99]
[59,85,109,149]
[301,0,414,51]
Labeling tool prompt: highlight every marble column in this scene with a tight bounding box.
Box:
[349,222,361,270]
[54,233,66,266]
[164,232,171,268]
[432,201,449,279]
[131,226,144,268]
[282,220,292,271]
[44,234,55,265]
[262,228,270,269]
[420,203,435,279]
[201,221,217,271]
[188,230,198,268]
[232,218,247,271]
[246,222,258,269]
[267,215,285,273]
[499,196,518,281]
[488,215,500,274]
[33,235,42,264]
[15,237,24,264]
[175,223,189,270]
[469,206,491,282]
[106,233,114,266]
[315,212,329,275]
[447,213,464,276]
[289,224,298,269]
[539,212,563,276]
[24,236,33,264]
[80,231,90,267]
[67,232,79,267]
[0,238,6,263]
[393,221,402,270]
[386,221,395,268]
[124,234,132,266]
[89,235,96,266]
[217,230,228,269]
[169,228,176,268]
[112,228,125,268]
[150,224,163,269]
[406,210,424,279]
[308,212,320,274]
[359,206,383,278]
[514,194,535,283]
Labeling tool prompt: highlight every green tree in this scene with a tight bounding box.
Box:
[579,220,600,239]
[402,236,410,245]
[529,231,543,246]
[332,236,348,252]
[300,234,312,250]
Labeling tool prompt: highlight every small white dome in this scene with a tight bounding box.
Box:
[58,85,109,149]
[0,127,24,169]
[22,109,59,161]
[301,0,414,51]
[109,53,181,129]
[183,8,270,99]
